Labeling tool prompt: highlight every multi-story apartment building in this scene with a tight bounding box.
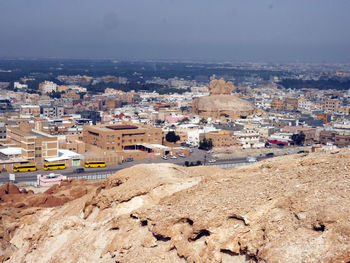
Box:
[323,98,340,113]
[0,122,6,139]
[284,98,298,111]
[298,97,312,111]
[233,129,264,149]
[319,131,350,147]
[270,99,284,110]
[6,127,58,166]
[39,81,57,94]
[20,105,41,117]
[41,105,64,118]
[82,124,163,151]
[205,130,238,148]
[282,126,317,145]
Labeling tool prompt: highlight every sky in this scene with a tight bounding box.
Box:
[0,0,350,63]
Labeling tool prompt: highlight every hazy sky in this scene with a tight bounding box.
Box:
[0,0,350,62]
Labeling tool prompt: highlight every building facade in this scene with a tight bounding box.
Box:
[6,127,58,166]
[83,124,163,151]
[323,98,340,113]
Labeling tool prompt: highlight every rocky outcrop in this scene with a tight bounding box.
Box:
[1,150,350,262]
[192,78,258,120]
[209,78,235,95]
[0,180,98,262]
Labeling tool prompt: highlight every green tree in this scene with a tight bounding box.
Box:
[199,138,213,150]
[155,119,163,125]
[178,117,190,124]
[184,161,190,167]
[292,132,306,146]
[165,131,180,143]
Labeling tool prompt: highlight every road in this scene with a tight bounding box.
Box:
[0,149,208,183]
[0,148,292,184]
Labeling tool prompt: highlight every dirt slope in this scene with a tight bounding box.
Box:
[1,150,350,263]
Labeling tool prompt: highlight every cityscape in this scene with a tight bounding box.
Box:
[0,1,349,262]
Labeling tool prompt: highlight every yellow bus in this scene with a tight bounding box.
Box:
[84,161,106,168]
[43,163,66,171]
[13,164,37,172]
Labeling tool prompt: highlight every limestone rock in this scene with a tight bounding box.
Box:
[1,150,350,263]
[209,78,235,95]
[192,78,258,119]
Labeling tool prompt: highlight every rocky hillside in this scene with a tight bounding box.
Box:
[1,149,350,263]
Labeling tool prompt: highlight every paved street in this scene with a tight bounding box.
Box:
[0,147,302,184]
[0,149,209,183]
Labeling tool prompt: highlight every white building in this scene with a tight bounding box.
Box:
[233,129,264,149]
[39,81,57,94]
[14,82,28,90]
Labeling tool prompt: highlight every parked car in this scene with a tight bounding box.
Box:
[266,152,274,157]
[75,168,85,174]
[206,150,213,154]
[161,155,168,160]
[246,157,257,163]
[125,158,134,162]
[170,155,178,159]
[297,150,305,154]
[208,159,216,163]
[178,153,186,158]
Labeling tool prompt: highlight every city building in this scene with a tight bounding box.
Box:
[41,105,64,118]
[82,124,163,151]
[323,98,340,113]
[205,130,239,148]
[20,105,41,117]
[6,126,58,167]
[282,126,317,145]
[0,122,6,139]
[14,82,28,90]
[270,99,284,110]
[39,81,57,94]
[284,98,298,111]
[233,129,264,149]
[319,131,350,147]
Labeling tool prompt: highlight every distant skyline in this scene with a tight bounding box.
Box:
[0,0,350,63]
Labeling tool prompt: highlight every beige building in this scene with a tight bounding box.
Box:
[83,124,163,151]
[20,105,41,117]
[270,99,284,110]
[6,127,58,168]
[323,98,340,112]
[284,98,298,111]
[205,130,239,148]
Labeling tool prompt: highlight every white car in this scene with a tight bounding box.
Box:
[178,153,186,158]
[170,155,178,159]
[208,159,216,163]
[207,150,213,154]
[161,155,168,160]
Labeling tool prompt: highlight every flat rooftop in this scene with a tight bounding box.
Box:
[106,125,138,130]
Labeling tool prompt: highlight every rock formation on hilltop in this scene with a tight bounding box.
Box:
[209,78,235,95]
[192,78,258,120]
[1,150,350,262]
